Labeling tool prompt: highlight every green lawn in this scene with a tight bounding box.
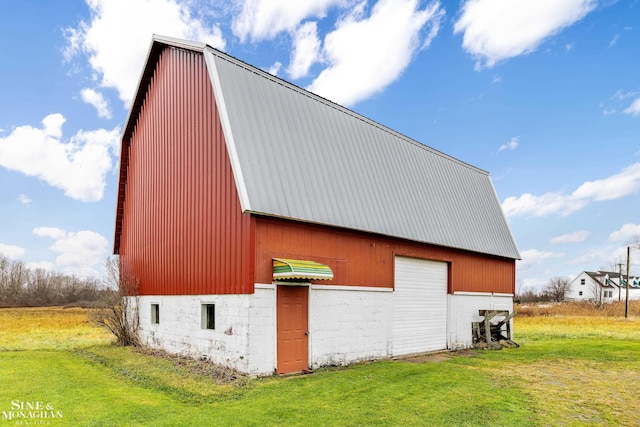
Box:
[1,308,639,426]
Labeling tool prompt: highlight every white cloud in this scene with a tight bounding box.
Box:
[498,136,518,152]
[33,227,109,277]
[287,21,322,79]
[26,261,55,271]
[49,231,108,277]
[550,230,590,244]
[65,0,226,105]
[491,74,502,84]
[268,61,282,76]
[454,0,596,69]
[570,247,616,266]
[0,114,120,202]
[623,98,640,116]
[0,243,26,259]
[609,34,619,48]
[610,246,639,269]
[43,113,64,138]
[572,163,640,201]
[81,88,112,119]
[602,91,638,117]
[503,162,640,217]
[502,192,587,217]
[517,248,564,270]
[613,90,636,100]
[565,43,574,51]
[17,194,32,205]
[33,227,67,240]
[308,0,444,106]
[232,0,344,42]
[609,223,640,242]
[66,0,443,108]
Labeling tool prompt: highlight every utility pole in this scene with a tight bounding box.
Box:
[617,262,624,301]
[625,246,630,319]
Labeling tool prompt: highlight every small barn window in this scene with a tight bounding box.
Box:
[151,304,160,324]
[578,291,583,296]
[201,304,215,330]
[580,279,585,285]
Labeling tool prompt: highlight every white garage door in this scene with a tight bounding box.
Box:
[392,256,448,356]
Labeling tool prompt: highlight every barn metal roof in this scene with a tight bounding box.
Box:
[117,35,520,260]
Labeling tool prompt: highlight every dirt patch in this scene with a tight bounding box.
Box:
[395,349,478,364]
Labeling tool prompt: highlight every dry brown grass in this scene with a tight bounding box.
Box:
[516,300,640,317]
[0,306,112,350]
[515,315,640,344]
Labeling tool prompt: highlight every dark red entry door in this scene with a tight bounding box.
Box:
[277,286,309,374]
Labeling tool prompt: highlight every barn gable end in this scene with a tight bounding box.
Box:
[116,45,254,296]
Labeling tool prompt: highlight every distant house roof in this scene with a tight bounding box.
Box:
[597,271,640,288]
[116,35,520,260]
[585,271,615,288]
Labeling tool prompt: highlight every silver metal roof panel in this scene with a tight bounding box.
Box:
[206,48,520,260]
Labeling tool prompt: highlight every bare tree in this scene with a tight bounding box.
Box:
[544,277,571,302]
[90,256,140,346]
[6,260,28,305]
[0,255,9,302]
[0,254,105,307]
[589,279,605,307]
[600,257,626,275]
[515,283,542,303]
[27,268,53,305]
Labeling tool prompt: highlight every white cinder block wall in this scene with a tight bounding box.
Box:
[446,292,513,349]
[246,285,276,375]
[131,285,395,374]
[133,295,253,372]
[132,289,278,376]
[308,285,393,368]
[130,289,513,375]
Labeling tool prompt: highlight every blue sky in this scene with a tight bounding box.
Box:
[0,0,638,290]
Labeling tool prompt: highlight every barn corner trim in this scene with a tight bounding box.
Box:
[204,48,251,213]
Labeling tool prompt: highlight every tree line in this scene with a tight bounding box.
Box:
[0,254,105,307]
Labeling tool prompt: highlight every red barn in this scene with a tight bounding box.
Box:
[114,35,520,375]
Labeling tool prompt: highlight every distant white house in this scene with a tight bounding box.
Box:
[566,271,640,303]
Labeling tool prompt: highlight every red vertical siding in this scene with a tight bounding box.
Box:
[119,47,253,295]
[255,217,515,294]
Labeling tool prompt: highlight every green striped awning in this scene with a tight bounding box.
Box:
[273,258,334,281]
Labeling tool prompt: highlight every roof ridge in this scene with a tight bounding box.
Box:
[143,35,490,176]
[201,46,489,176]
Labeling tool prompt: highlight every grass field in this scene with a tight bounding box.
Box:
[1,306,639,426]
